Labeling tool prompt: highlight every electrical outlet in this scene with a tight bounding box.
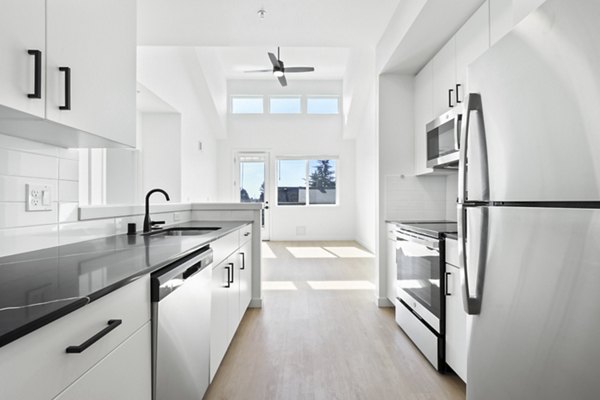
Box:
[26,184,52,211]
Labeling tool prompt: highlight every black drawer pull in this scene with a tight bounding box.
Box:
[445,272,452,296]
[240,252,246,270]
[224,265,231,288]
[448,88,454,108]
[455,83,462,104]
[66,319,122,354]
[27,50,42,99]
[59,67,71,110]
[229,262,235,283]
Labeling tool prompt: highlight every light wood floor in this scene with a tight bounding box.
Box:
[204,241,466,400]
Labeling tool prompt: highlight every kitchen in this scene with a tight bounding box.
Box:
[1,0,599,399]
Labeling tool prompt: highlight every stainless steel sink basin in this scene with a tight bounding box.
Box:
[143,227,220,237]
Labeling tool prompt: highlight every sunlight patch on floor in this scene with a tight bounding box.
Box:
[262,281,298,291]
[286,247,337,258]
[323,246,375,258]
[306,280,375,290]
[262,242,277,259]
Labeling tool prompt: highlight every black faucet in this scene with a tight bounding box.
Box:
[143,188,170,233]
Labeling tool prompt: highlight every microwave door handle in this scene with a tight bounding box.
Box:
[458,93,489,203]
[458,205,488,315]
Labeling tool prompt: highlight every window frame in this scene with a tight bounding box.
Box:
[276,156,339,207]
[230,95,265,114]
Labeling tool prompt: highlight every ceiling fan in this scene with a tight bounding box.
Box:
[245,47,315,87]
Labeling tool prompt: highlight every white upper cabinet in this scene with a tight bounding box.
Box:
[432,39,457,117]
[456,1,490,99]
[46,0,136,147]
[0,0,46,118]
[414,62,434,176]
[490,0,547,46]
[0,0,136,148]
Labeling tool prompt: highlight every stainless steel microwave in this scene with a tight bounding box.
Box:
[426,109,462,168]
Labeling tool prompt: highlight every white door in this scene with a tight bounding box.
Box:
[236,152,270,240]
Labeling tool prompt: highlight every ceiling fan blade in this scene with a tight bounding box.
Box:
[283,67,315,73]
[244,69,273,73]
[268,52,281,68]
[277,75,288,87]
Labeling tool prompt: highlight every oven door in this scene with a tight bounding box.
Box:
[395,232,442,332]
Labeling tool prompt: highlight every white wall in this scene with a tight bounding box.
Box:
[140,113,182,203]
[218,80,356,241]
[137,47,220,202]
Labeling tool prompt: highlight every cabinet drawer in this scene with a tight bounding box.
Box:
[0,276,150,400]
[445,238,459,267]
[212,230,239,266]
[239,224,252,245]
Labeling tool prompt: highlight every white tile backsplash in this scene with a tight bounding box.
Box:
[58,219,116,246]
[58,158,79,181]
[59,202,79,223]
[0,133,59,157]
[385,175,447,221]
[0,202,58,229]
[58,180,78,202]
[0,175,58,202]
[0,148,59,179]
[0,225,59,257]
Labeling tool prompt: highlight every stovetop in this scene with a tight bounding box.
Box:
[394,220,458,238]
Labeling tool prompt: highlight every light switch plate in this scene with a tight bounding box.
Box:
[26,184,52,211]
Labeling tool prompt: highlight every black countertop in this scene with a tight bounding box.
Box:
[0,221,249,348]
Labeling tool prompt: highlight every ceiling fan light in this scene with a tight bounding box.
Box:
[273,70,284,78]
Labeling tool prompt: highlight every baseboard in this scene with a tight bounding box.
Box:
[377,297,394,308]
[249,298,263,308]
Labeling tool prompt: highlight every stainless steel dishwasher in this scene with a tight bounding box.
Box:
[151,246,213,400]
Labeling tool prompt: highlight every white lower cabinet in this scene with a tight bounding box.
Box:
[386,223,397,303]
[53,323,151,400]
[445,255,467,382]
[210,224,254,382]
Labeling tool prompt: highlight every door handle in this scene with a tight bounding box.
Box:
[224,265,231,288]
[27,50,42,99]
[59,67,71,110]
[448,88,454,108]
[240,252,246,270]
[455,84,462,104]
[458,205,489,315]
[458,93,489,203]
[66,319,122,353]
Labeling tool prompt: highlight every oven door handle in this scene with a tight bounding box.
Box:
[396,232,439,249]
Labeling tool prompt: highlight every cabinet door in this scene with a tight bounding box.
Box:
[0,0,45,118]
[445,264,467,382]
[210,261,230,382]
[432,39,457,116]
[46,0,136,146]
[455,1,490,100]
[239,241,253,314]
[53,323,151,400]
[386,237,397,303]
[227,256,241,340]
[413,62,434,176]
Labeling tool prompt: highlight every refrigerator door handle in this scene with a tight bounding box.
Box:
[457,93,489,203]
[458,204,488,315]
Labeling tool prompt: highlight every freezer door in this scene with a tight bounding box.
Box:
[467,206,600,400]
[466,0,600,202]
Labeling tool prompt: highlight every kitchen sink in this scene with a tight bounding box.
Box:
[143,227,221,237]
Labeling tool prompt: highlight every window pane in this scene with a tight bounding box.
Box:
[306,97,339,114]
[231,97,263,114]
[270,97,301,114]
[308,160,336,204]
[277,160,306,206]
[240,161,265,203]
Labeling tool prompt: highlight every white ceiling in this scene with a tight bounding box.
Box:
[138,0,402,48]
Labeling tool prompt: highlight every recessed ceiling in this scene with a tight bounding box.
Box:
[138,0,402,47]
[205,47,351,80]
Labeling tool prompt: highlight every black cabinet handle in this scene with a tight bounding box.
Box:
[244,232,250,237]
[59,67,71,110]
[27,50,42,99]
[240,252,246,270]
[456,84,462,104]
[229,262,234,283]
[445,272,452,296]
[448,88,454,108]
[224,265,231,288]
[66,319,122,354]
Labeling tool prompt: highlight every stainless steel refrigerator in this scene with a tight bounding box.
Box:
[458,0,600,399]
